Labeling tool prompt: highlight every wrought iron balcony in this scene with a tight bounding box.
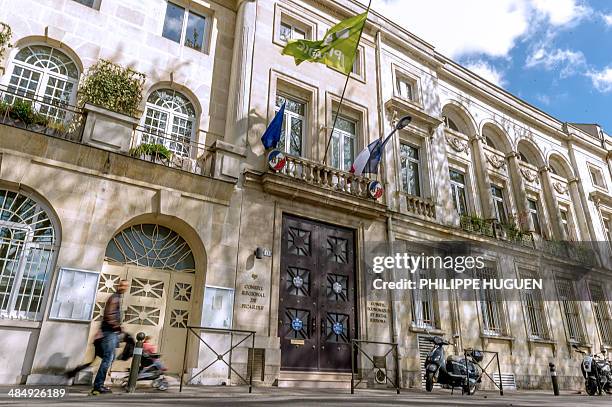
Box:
[459,215,535,248]
[0,85,212,177]
[539,239,597,266]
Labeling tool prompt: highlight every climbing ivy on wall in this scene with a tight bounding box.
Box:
[79,59,146,117]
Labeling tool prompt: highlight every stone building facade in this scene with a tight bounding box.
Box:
[0,0,611,391]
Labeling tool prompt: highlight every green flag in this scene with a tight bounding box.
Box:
[282,12,367,75]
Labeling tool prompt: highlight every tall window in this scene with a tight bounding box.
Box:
[6,45,79,122]
[589,165,607,190]
[162,2,207,52]
[412,269,436,329]
[491,185,507,223]
[527,199,542,235]
[560,207,572,240]
[476,265,507,336]
[602,214,612,245]
[276,94,304,156]
[520,269,550,340]
[556,279,586,343]
[400,144,420,196]
[449,169,468,216]
[0,189,57,320]
[331,116,356,171]
[143,89,196,157]
[589,282,612,346]
[71,0,100,8]
[279,21,306,42]
[443,116,459,132]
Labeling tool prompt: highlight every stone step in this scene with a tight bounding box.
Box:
[277,371,352,389]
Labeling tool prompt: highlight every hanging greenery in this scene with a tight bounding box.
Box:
[79,59,145,117]
[0,22,12,60]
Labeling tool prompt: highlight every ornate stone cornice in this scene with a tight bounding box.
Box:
[553,181,569,195]
[486,153,506,170]
[520,167,539,184]
[446,135,469,154]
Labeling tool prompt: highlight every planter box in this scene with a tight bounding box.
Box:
[81,103,139,153]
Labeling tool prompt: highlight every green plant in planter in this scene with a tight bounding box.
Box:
[47,120,68,134]
[9,99,35,125]
[130,143,172,161]
[0,22,12,60]
[79,59,146,117]
[0,101,10,117]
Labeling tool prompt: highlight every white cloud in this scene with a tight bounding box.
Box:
[587,67,612,92]
[362,0,590,58]
[535,93,551,105]
[464,60,507,87]
[525,47,585,77]
[603,14,612,26]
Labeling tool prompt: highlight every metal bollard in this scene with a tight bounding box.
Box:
[549,362,559,396]
[126,332,145,393]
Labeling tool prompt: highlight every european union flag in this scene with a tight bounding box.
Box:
[261,103,285,150]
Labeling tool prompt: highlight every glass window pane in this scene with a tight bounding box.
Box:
[293,28,306,40]
[280,23,292,42]
[331,132,340,169]
[290,117,303,156]
[184,12,206,50]
[162,2,185,44]
[343,134,354,171]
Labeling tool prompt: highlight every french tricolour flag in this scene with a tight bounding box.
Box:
[350,133,393,176]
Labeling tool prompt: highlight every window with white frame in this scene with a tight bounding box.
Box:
[331,115,356,171]
[520,269,550,340]
[589,165,607,190]
[0,189,57,320]
[443,116,460,132]
[491,185,507,224]
[279,21,307,42]
[276,94,305,156]
[396,74,416,101]
[449,169,468,216]
[400,143,421,196]
[5,45,79,122]
[476,264,507,336]
[142,89,196,157]
[556,278,586,343]
[350,48,363,76]
[162,2,208,52]
[559,206,573,240]
[589,282,612,346]
[412,268,437,329]
[527,199,543,236]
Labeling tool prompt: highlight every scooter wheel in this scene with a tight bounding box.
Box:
[158,380,168,391]
[425,372,434,392]
[585,379,598,396]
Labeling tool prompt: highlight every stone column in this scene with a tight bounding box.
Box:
[224,0,257,148]
[539,166,566,240]
[567,178,592,241]
[469,134,495,219]
[506,152,531,230]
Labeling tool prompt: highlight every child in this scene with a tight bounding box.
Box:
[142,336,165,371]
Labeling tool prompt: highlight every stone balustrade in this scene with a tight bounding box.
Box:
[276,155,373,200]
[404,194,436,219]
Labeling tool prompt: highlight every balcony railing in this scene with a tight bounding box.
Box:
[460,215,535,248]
[539,239,597,266]
[404,194,436,219]
[0,85,212,177]
[130,126,211,176]
[0,84,85,141]
[275,154,374,200]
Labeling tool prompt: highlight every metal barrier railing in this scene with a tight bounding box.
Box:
[179,326,256,393]
[464,348,504,396]
[351,339,400,394]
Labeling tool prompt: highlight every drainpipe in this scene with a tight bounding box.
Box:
[375,27,403,387]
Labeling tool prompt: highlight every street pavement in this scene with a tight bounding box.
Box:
[1,385,612,407]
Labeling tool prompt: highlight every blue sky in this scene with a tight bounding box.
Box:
[362,0,612,132]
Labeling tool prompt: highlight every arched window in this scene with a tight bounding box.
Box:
[142,89,196,157]
[443,116,459,132]
[105,224,195,272]
[5,45,79,122]
[0,189,57,320]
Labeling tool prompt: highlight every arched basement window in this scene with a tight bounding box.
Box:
[0,189,57,319]
[6,45,79,121]
[105,224,195,272]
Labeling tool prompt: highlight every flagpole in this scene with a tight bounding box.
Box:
[322,0,372,166]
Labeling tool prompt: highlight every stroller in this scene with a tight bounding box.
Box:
[120,351,169,391]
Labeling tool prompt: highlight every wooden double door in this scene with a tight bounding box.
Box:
[279,215,356,372]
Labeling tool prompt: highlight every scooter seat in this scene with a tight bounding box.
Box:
[447,355,467,363]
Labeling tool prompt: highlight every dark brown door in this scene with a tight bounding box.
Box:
[279,215,356,372]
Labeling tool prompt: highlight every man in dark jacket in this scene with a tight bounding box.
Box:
[91,279,129,395]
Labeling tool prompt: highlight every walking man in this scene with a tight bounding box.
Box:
[91,279,129,395]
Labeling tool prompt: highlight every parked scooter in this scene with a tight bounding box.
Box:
[573,345,612,396]
[423,335,483,395]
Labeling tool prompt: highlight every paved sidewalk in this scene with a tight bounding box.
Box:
[1,385,611,406]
